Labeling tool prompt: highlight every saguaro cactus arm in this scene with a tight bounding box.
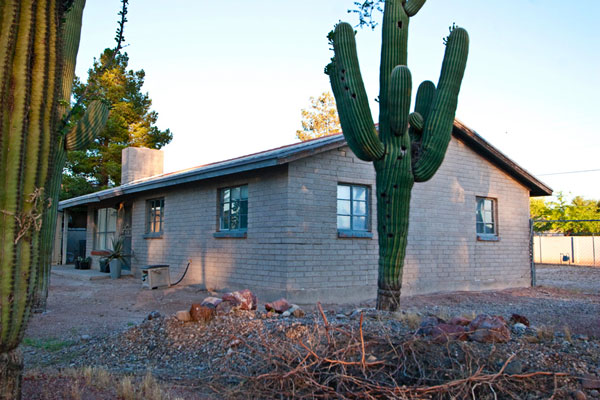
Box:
[403,0,426,17]
[65,100,110,151]
[327,23,384,162]
[412,27,469,182]
[389,65,412,138]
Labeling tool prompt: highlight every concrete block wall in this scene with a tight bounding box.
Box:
[82,136,531,303]
[287,147,379,303]
[128,166,290,299]
[286,138,531,301]
[403,138,531,295]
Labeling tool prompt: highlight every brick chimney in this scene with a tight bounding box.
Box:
[121,147,164,185]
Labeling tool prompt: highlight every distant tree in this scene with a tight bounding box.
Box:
[61,49,172,199]
[296,92,341,141]
[531,192,600,234]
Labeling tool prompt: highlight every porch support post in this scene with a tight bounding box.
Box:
[61,209,69,265]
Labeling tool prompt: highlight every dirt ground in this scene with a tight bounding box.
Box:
[20,265,600,399]
[26,265,600,341]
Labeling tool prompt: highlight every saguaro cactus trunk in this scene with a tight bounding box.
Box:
[31,0,108,313]
[0,1,107,397]
[326,0,469,311]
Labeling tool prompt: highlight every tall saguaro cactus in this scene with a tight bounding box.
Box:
[326,0,469,311]
[0,0,107,397]
[33,0,109,312]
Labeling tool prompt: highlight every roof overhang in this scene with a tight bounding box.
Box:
[59,121,551,210]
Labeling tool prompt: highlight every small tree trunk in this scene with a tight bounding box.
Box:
[0,348,23,400]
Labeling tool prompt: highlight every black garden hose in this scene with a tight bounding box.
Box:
[171,260,191,286]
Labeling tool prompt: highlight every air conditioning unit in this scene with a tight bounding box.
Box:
[141,265,171,289]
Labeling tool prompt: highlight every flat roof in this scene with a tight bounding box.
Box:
[59,120,552,210]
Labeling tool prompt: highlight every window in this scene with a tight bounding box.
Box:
[337,184,369,231]
[219,185,248,231]
[94,208,117,250]
[146,198,164,234]
[476,197,497,237]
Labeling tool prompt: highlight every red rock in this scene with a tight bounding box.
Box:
[265,298,291,314]
[189,304,215,322]
[582,374,600,390]
[510,313,530,327]
[201,296,222,309]
[468,314,510,343]
[222,289,257,310]
[416,316,446,336]
[448,316,471,327]
[431,323,468,343]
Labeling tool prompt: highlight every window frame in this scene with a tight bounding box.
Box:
[337,183,371,238]
[476,196,499,240]
[93,207,117,250]
[217,184,248,233]
[145,198,165,236]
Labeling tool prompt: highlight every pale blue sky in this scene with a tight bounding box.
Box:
[76,1,600,199]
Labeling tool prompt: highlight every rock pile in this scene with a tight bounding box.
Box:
[418,313,512,344]
[175,290,305,322]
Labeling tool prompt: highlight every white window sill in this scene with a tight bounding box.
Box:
[338,230,373,239]
[477,234,499,242]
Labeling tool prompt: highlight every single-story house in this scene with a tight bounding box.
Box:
[56,120,552,303]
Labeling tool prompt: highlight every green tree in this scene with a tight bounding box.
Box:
[61,49,172,199]
[531,192,600,234]
[296,92,341,141]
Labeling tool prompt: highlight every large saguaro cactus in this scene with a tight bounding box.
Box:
[326,0,469,311]
[0,0,107,397]
[33,0,109,313]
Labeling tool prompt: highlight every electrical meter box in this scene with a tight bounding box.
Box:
[141,265,170,289]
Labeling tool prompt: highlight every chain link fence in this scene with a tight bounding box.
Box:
[530,219,600,286]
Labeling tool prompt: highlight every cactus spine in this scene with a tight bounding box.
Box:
[0,0,107,396]
[326,0,469,311]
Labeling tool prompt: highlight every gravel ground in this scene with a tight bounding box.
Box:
[536,264,600,294]
[21,266,600,399]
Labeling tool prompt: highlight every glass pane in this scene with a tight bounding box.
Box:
[222,202,230,213]
[106,232,115,250]
[222,189,230,202]
[484,211,493,224]
[337,216,350,230]
[107,208,117,232]
[353,186,366,201]
[485,223,494,234]
[337,185,350,200]
[232,200,240,214]
[241,185,248,200]
[476,222,484,234]
[231,187,241,200]
[240,200,248,215]
[240,214,248,229]
[221,212,229,230]
[230,213,239,230]
[97,209,106,232]
[353,201,366,216]
[353,216,367,231]
[337,200,350,215]
[484,199,492,211]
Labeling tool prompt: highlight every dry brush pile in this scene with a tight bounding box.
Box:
[209,305,581,399]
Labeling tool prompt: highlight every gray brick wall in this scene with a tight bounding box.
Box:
[286,137,531,301]
[83,136,532,304]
